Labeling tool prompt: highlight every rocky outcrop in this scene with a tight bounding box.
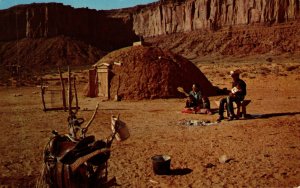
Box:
[0,3,139,51]
[147,21,300,58]
[133,0,300,37]
[1,1,299,48]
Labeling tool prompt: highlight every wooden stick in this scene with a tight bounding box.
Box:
[44,107,80,111]
[42,78,68,81]
[73,76,79,113]
[83,103,99,130]
[40,78,46,111]
[58,67,67,111]
[68,66,72,116]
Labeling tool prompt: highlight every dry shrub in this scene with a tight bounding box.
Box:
[219,73,225,77]
[285,65,299,71]
[260,67,271,75]
[279,73,288,76]
[242,73,248,77]
[266,57,273,62]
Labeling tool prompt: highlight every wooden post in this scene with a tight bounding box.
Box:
[40,78,46,111]
[73,76,79,113]
[68,66,72,115]
[58,67,67,111]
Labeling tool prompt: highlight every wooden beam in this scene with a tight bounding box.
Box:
[73,77,79,113]
[40,78,46,111]
[44,107,80,112]
[58,67,67,111]
[68,66,72,116]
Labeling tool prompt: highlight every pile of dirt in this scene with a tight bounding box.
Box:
[95,45,216,100]
[0,36,106,84]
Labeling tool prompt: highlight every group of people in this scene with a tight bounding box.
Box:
[182,69,247,122]
[182,83,212,114]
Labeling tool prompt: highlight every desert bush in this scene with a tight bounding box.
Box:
[219,73,225,77]
[266,57,273,62]
[285,65,299,71]
[242,73,248,77]
[279,73,288,76]
[260,67,271,75]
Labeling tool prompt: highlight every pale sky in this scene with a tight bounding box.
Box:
[0,0,159,10]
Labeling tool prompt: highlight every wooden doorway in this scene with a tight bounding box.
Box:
[97,63,110,99]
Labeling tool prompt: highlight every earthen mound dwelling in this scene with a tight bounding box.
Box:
[94,45,216,100]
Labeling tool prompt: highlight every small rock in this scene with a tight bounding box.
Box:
[205,163,216,168]
[219,155,228,164]
[219,155,233,164]
[13,93,23,97]
[149,179,159,184]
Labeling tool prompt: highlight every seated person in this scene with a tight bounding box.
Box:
[217,70,247,121]
[182,84,212,114]
[182,94,199,114]
[189,83,202,106]
[185,94,198,109]
[201,95,212,114]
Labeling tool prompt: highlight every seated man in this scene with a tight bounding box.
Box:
[217,70,247,121]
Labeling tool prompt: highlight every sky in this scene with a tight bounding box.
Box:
[0,0,159,10]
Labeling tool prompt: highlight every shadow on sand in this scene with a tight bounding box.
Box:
[249,112,300,119]
[169,168,193,176]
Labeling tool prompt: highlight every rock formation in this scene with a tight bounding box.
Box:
[0,1,299,73]
[0,3,139,51]
[1,1,299,44]
[133,0,300,37]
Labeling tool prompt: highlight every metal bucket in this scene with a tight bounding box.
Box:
[111,116,130,141]
[151,155,171,175]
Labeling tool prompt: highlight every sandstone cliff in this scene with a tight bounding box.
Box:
[0,3,138,51]
[1,1,299,47]
[133,0,300,37]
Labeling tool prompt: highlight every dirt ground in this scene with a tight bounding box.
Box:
[0,58,299,187]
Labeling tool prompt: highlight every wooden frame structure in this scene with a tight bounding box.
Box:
[40,68,79,112]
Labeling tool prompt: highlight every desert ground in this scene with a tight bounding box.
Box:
[0,56,300,187]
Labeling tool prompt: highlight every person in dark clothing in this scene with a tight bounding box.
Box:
[182,83,212,114]
[189,84,203,107]
[217,70,247,121]
[185,94,198,108]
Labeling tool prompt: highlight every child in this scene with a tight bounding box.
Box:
[185,94,197,109]
[182,95,199,114]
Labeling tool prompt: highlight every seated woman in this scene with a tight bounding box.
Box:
[182,94,200,113]
[182,84,212,114]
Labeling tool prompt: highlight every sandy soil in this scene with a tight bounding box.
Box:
[0,60,299,187]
